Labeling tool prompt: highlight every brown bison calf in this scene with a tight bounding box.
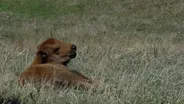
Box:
[19,38,96,89]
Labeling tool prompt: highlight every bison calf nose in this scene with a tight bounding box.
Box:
[71,44,77,51]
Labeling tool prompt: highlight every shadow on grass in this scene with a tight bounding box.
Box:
[0,96,21,104]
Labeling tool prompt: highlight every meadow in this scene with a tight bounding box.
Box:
[0,0,184,104]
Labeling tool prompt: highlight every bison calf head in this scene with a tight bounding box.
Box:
[37,38,77,65]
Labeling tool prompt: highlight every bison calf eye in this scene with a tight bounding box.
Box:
[53,48,60,53]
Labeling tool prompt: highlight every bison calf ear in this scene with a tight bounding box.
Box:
[36,51,48,63]
[37,45,40,49]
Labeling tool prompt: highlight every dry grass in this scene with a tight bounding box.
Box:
[0,0,184,104]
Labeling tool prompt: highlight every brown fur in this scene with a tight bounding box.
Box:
[31,38,76,66]
[18,38,94,89]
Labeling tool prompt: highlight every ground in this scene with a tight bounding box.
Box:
[0,0,184,104]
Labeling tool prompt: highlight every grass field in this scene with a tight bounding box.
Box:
[0,0,184,104]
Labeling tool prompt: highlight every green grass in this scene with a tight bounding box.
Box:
[0,0,184,104]
[0,0,86,17]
